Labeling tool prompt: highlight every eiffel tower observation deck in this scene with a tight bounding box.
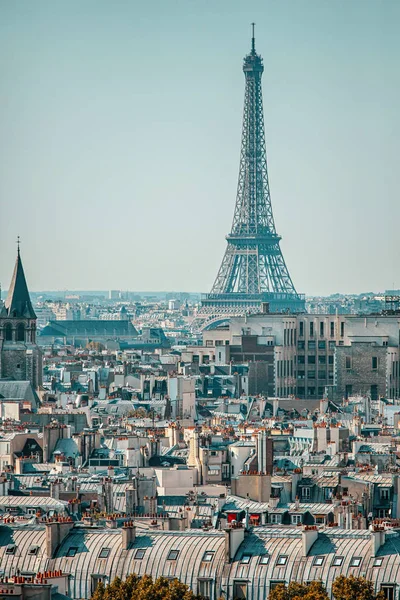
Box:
[198,27,305,329]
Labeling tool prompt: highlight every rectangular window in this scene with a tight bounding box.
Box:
[269,513,281,524]
[345,384,353,399]
[310,322,314,337]
[318,355,326,364]
[202,551,215,562]
[298,355,305,364]
[308,355,316,364]
[380,489,390,500]
[198,580,211,600]
[276,556,288,566]
[346,356,352,369]
[318,371,326,380]
[320,322,324,337]
[298,341,305,350]
[318,340,326,350]
[167,550,179,560]
[381,586,395,600]
[233,582,247,599]
[299,321,304,337]
[205,340,213,347]
[308,370,316,379]
[313,556,325,567]
[330,322,335,337]
[371,384,378,400]
[372,356,378,370]
[332,556,343,566]
[135,549,146,559]
[350,557,362,567]
[341,322,345,337]
[291,514,302,525]
[328,355,334,364]
[308,387,316,396]
[302,487,311,499]
[259,555,270,565]
[67,547,78,557]
[241,554,252,564]
[308,341,316,350]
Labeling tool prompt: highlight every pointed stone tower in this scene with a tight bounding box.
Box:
[0,248,42,388]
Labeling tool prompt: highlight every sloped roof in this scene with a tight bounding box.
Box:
[1,251,36,319]
[0,381,39,407]
[40,320,138,337]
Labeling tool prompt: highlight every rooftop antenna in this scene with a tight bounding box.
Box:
[16,235,20,256]
[251,22,256,53]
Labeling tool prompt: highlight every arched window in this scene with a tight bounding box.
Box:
[16,323,25,342]
[4,323,12,341]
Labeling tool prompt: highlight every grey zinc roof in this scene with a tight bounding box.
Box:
[0,381,38,405]
[0,496,67,509]
[53,527,225,600]
[0,525,400,599]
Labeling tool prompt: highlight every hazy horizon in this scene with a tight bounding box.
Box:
[1,0,399,296]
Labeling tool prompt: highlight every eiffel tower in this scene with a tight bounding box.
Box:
[197,27,305,329]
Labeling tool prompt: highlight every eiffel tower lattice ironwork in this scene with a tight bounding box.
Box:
[198,27,305,329]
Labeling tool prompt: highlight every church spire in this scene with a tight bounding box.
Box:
[2,246,36,319]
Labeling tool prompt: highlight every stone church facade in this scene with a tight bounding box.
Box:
[0,249,42,389]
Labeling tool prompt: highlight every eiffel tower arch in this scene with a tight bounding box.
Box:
[196,27,305,330]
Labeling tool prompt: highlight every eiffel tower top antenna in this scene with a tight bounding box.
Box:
[251,22,256,53]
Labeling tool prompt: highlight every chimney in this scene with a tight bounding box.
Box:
[302,526,318,557]
[224,524,245,563]
[371,527,385,557]
[125,485,136,516]
[45,518,74,558]
[121,521,136,549]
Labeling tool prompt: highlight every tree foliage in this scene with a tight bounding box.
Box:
[332,575,385,600]
[91,574,206,600]
[269,581,329,600]
[269,577,385,600]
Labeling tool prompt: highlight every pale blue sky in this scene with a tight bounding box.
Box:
[0,0,399,295]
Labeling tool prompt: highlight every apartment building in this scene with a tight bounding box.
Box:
[202,313,400,401]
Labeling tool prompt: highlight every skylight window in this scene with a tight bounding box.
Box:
[28,546,39,556]
[350,557,362,567]
[373,557,384,567]
[259,555,270,565]
[276,555,287,566]
[98,548,110,559]
[332,556,343,567]
[5,545,16,556]
[202,552,214,562]
[241,554,251,564]
[66,547,78,557]
[135,549,146,559]
[167,550,179,560]
[313,556,324,567]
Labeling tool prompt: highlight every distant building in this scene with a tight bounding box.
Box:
[0,249,42,389]
[39,320,138,346]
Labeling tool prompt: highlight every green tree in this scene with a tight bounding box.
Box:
[91,574,205,600]
[332,575,385,600]
[269,581,329,600]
